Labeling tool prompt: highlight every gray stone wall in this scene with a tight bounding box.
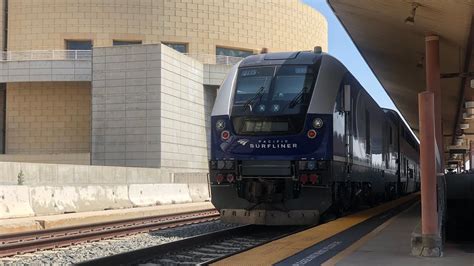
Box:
[0,60,91,82]
[92,44,162,167]
[159,46,207,170]
[92,44,214,171]
[0,161,208,185]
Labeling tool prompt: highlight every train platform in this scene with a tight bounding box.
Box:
[214,193,473,266]
[329,203,472,266]
[0,202,214,235]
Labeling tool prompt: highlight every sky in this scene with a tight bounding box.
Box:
[305,0,398,111]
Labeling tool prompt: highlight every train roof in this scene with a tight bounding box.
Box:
[239,51,324,67]
[383,108,419,147]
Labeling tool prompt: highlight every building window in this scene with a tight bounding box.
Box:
[66,40,92,50]
[113,40,142,46]
[216,47,253,58]
[163,42,187,53]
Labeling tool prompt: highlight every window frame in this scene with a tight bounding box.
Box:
[113,40,143,46]
[216,46,254,58]
[65,39,93,50]
[365,109,371,155]
[162,42,188,53]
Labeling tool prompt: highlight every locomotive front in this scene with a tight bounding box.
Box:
[210,51,335,225]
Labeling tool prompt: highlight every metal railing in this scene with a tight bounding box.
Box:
[0,50,242,65]
[1,50,92,61]
[184,53,243,65]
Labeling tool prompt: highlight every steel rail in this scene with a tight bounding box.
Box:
[0,209,219,258]
[77,225,256,266]
[78,225,310,266]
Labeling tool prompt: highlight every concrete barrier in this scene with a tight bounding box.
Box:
[129,184,193,207]
[74,185,132,212]
[188,183,210,202]
[0,183,209,218]
[0,161,211,217]
[29,186,79,215]
[0,186,35,219]
[30,185,132,215]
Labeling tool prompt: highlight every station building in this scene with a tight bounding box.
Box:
[0,0,327,172]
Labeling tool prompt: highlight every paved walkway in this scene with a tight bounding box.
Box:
[0,201,214,234]
[334,203,474,266]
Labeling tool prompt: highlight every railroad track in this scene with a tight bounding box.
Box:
[0,209,219,258]
[78,224,306,265]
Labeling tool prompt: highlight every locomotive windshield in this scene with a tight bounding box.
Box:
[231,65,317,135]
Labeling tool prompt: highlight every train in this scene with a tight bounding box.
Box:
[209,49,419,225]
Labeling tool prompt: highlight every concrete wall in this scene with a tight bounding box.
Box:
[6,82,91,154]
[0,161,210,218]
[91,44,162,167]
[7,0,327,53]
[0,161,208,186]
[204,64,232,86]
[159,45,208,170]
[0,153,90,165]
[92,44,214,170]
[0,60,92,82]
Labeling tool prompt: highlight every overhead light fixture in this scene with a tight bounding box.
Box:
[405,2,420,25]
[466,101,474,109]
[463,112,474,120]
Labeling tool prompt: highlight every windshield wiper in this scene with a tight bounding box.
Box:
[287,87,308,109]
[243,86,265,112]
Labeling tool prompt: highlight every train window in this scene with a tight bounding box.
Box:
[365,109,371,154]
[233,67,274,103]
[231,64,318,135]
[272,65,315,103]
[389,126,393,145]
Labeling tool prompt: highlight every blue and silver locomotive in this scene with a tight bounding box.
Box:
[209,49,419,225]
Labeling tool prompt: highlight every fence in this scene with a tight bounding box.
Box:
[1,50,243,66]
[1,50,92,61]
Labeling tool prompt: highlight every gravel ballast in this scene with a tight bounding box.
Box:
[0,221,237,265]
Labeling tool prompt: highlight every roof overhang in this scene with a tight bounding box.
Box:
[327,0,474,162]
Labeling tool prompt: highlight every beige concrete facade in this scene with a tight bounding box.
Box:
[2,0,327,166]
[8,0,327,53]
[6,82,91,154]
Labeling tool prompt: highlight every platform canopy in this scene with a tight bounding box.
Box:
[327,0,474,163]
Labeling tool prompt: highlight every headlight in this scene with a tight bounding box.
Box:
[217,160,226,169]
[224,160,235,170]
[313,118,323,128]
[216,119,225,130]
[212,160,235,170]
[298,160,317,170]
[317,160,328,170]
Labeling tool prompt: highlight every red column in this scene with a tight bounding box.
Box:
[425,35,443,170]
[419,91,438,236]
[470,141,474,171]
